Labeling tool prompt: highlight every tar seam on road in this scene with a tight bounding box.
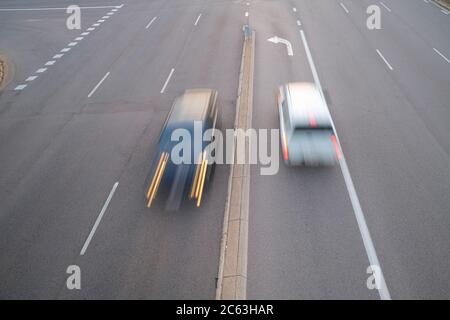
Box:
[80,182,119,256]
[300,29,392,300]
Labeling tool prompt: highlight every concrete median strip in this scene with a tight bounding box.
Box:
[0,54,14,91]
[434,0,450,11]
[216,25,255,300]
[0,58,4,89]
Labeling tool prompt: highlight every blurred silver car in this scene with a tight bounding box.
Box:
[277,82,339,166]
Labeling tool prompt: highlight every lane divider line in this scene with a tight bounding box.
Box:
[160,68,175,93]
[433,47,450,63]
[14,84,27,91]
[376,49,394,70]
[146,16,158,29]
[380,1,392,12]
[88,71,110,98]
[300,29,392,300]
[9,5,123,93]
[340,2,350,13]
[80,182,119,256]
[194,13,202,26]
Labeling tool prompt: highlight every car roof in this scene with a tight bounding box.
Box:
[169,89,215,123]
[285,82,332,128]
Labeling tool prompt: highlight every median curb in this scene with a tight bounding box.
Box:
[434,0,450,11]
[216,25,255,300]
[0,53,14,92]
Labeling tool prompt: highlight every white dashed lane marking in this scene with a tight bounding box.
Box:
[14,84,27,91]
[11,5,123,92]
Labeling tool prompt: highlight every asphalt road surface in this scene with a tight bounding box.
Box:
[1,0,449,299]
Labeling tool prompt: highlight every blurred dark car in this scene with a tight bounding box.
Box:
[146,89,219,211]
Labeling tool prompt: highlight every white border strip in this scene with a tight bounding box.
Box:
[300,29,391,300]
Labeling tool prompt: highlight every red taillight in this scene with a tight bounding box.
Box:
[307,111,318,128]
[282,131,289,161]
[331,135,342,160]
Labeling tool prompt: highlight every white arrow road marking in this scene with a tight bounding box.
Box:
[267,36,294,56]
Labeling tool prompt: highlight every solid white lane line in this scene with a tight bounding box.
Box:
[340,2,350,13]
[88,72,110,98]
[26,76,38,81]
[442,9,449,15]
[80,182,119,256]
[14,84,27,90]
[45,60,56,66]
[36,68,47,73]
[194,13,202,26]
[380,2,392,12]
[0,5,122,11]
[433,48,450,63]
[160,68,175,93]
[300,29,391,300]
[376,49,394,70]
[146,16,157,29]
